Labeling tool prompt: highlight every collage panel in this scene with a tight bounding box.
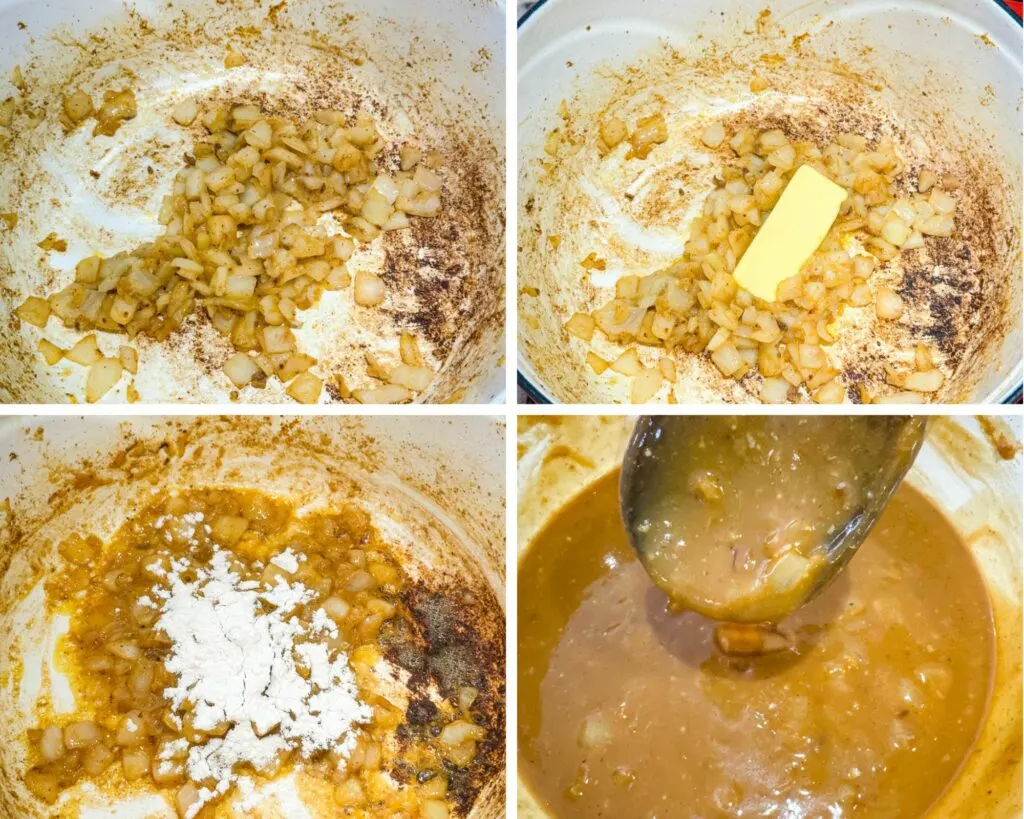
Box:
[0,415,505,816]
[517,414,1023,817]
[517,0,1022,405]
[0,0,504,406]
[0,0,1023,818]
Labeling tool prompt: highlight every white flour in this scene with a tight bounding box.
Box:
[236,774,313,818]
[310,608,339,638]
[154,511,209,545]
[270,547,303,574]
[147,548,371,818]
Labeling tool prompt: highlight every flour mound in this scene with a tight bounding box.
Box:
[149,549,371,817]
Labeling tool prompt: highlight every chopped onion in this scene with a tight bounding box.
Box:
[599,117,627,149]
[388,364,433,392]
[700,122,726,148]
[354,271,386,306]
[711,343,742,376]
[20,100,447,403]
[63,721,101,749]
[812,380,846,403]
[875,287,904,320]
[223,353,261,388]
[122,747,151,780]
[86,359,123,402]
[39,726,65,762]
[627,113,668,160]
[904,370,944,393]
[630,367,662,403]
[586,351,609,374]
[16,296,51,328]
[171,98,198,126]
[565,312,596,341]
[610,348,642,376]
[353,384,412,404]
[760,377,790,403]
[399,331,424,367]
[285,372,322,404]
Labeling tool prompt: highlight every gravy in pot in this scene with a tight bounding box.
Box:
[519,472,994,819]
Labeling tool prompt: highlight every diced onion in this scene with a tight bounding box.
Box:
[86,359,123,402]
[599,118,627,149]
[388,364,433,392]
[628,113,669,160]
[760,377,790,404]
[171,98,198,126]
[16,296,51,328]
[610,348,642,376]
[586,351,609,374]
[39,726,65,762]
[21,101,445,403]
[63,90,93,123]
[353,384,412,404]
[875,287,904,320]
[354,271,386,306]
[904,369,944,393]
[565,312,595,341]
[630,367,662,403]
[711,343,742,376]
[285,372,322,404]
[63,721,101,749]
[223,352,261,387]
[701,122,726,148]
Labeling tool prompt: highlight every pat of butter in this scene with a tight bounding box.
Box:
[732,165,848,302]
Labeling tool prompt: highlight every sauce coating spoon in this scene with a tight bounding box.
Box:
[620,416,927,626]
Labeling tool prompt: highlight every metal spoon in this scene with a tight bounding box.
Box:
[620,416,927,624]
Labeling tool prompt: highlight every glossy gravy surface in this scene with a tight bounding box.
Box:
[519,472,994,819]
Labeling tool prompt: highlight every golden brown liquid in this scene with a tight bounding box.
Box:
[519,472,994,819]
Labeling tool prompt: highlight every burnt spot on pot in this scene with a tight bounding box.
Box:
[384,582,505,817]
[406,696,439,726]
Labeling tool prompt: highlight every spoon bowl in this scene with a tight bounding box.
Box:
[620,415,927,623]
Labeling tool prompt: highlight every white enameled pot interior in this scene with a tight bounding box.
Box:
[516,415,1022,819]
[0,0,506,404]
[518,0,1022,404]
[0,415,506,818]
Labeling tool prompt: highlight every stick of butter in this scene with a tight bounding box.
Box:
[732,165,848,302]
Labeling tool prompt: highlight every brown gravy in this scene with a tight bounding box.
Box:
[519,471,994,819]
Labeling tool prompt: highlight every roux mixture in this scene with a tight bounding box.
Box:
[623,415,924,622]
[26,488,489,818]
[519,472,994,819]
